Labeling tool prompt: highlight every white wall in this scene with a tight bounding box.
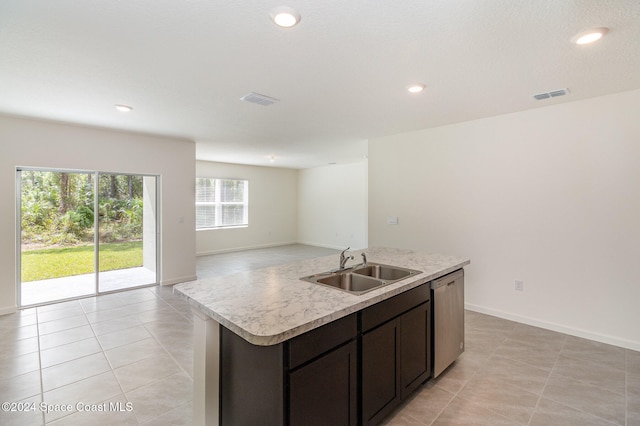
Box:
[0,115,196,314]
[369,89,640,350]
[298,162,368,250]
[196,161,298,255]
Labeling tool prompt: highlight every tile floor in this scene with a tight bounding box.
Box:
[384,310,640,426]
[1,244,639,425]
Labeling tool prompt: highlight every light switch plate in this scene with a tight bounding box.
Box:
[387,216,399,225]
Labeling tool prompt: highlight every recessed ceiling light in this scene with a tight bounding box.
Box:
[270,7,301,28]
[572,27,609,45]
[407,84,425,94]
[114,104,133,112]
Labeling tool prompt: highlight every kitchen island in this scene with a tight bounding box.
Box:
[174,247,470,425]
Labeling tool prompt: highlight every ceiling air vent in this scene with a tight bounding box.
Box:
[240,92,280,106]
[533,88,569,101]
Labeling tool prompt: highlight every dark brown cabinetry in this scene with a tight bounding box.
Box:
[362,317,400,424]
[400,301,431,398]
[220,313,358,426]
[288,314,358,426]
[289,340,358,425]
[361,285,431,425]
[219,282,433,426]
[220,326,285,425]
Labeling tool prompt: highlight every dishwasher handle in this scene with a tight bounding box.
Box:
[430,269,464,289]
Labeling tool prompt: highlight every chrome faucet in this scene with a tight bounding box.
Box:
[361,252,367,266]
[339,247,354,270]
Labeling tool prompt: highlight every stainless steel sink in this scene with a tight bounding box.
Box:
[316,273,384,293]
[300,263,422,295]
[352,264,415,281]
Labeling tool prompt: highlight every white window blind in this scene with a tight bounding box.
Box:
[196,178,248,229]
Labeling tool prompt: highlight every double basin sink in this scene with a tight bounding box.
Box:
[301,263,422,295]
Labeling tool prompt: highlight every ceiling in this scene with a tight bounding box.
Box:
[1,1,639,169]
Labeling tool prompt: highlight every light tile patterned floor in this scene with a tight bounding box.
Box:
[1,244,639,425]
[384,311,640,426]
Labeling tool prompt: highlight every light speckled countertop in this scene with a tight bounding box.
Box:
[174,247,470,346]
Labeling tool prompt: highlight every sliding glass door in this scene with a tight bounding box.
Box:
[18,168,158,306]
[19,170,96,304]
[97,173,157,293]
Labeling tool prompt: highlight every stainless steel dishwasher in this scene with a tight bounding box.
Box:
[431,269,464,378]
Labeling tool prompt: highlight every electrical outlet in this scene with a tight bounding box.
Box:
[515,280,524,291]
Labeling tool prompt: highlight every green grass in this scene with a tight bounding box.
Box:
[21,241,143,282]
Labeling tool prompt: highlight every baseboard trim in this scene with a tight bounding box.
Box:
[465,303,640,352]
[196,241,298,257]
[0,306,18,316]
[161,275,198,286]
[196,241,362,256]
[294,240,365,251]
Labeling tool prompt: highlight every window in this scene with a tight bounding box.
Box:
[196,178,249,229]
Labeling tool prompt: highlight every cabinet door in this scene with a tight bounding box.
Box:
[289,341,357,426]
[400,302,430,399]
[362,319,400,425]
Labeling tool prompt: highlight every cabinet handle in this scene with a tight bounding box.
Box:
[446,281,455,286]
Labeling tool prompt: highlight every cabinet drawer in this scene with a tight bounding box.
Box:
[288,313,357,369]
[361,284,429,332]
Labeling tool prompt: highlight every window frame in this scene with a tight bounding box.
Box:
[195,177,249,230]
